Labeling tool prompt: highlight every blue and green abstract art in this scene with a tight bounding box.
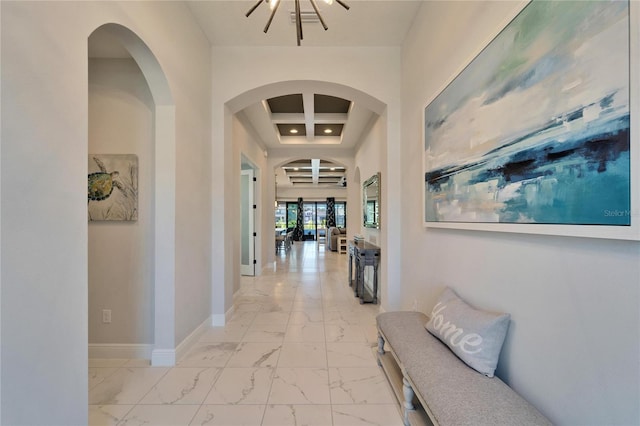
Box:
[424,1,630,225]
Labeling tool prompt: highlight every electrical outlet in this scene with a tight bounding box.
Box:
[102,309,112,324]
[411,299,418,311]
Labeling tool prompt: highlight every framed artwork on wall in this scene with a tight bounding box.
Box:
[423,1,639,240]
[88,154,138,221]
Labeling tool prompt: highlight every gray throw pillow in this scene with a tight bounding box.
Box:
[425,287,510,377]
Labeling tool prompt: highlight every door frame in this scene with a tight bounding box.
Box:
[240,168,255,276]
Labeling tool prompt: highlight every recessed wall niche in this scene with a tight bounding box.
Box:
[88,49,154,348]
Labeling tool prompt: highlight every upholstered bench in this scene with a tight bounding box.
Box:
[376,310,551,426]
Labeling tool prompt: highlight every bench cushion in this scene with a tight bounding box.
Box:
[425,287,510,377]
[377,311,551,426]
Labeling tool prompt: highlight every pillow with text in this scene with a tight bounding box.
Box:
[425,287,510,377]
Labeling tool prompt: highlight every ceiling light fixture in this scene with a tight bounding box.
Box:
[324,128,333,134]
[290,128,299,134]
[246,0,350,46]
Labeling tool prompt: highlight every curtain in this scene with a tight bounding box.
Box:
[326,197,336,228]
[295,197,304,241]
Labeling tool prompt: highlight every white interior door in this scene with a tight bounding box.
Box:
[240,169,255,276]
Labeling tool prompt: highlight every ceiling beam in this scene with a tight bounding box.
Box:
[263,99,284,145]
[313,113,348,123]
[311,158,320,185]
[278,136,343,145]
[303,91,315,141]
[285,171,345,177]
[282,160,312,168]
[282,165,345,170]
[271,113,305,123]
[270,113,348,124]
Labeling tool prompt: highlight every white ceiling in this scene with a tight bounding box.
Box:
[91,1,423,186]
[185,1,422,47]
[185,0,422,161]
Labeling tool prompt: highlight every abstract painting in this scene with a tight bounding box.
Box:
[88,154,138,221]
[424,1,630,227]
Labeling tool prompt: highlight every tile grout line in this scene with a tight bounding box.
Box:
[89,242,401,425]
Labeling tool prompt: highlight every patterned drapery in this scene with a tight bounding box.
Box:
[326,197,336,228]
[295,198,304,241]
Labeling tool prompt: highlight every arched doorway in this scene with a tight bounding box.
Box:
[216,80,387,321]
[87,23,177,366]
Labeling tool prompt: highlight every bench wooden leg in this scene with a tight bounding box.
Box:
[402,376,415,426]
[376,333,385,366]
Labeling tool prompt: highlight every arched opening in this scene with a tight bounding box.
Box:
[87,23,177,366]
[217,80,388,319]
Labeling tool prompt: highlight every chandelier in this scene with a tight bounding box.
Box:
[246,0,350,46]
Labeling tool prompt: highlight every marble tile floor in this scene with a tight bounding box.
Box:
[89,242,403,426]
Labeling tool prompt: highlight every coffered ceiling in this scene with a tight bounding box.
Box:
[241,92,373,152]
[269,94,348,140]
[280,159,346,186]
[239,90,363,187]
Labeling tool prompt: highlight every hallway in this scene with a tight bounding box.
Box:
[88,242,402,425]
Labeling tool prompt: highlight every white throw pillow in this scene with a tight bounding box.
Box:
[425,287,510,377]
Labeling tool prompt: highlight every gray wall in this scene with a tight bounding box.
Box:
[400,2,640,425]
[89,58,154,346]
[1,2,212,423]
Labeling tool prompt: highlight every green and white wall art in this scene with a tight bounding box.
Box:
[88,154,138,221]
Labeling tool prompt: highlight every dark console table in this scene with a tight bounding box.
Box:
[348,240,381,304]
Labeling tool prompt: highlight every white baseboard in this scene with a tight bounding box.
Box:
[90,313,225,366]
[211,305,235,326]
[211,313,226,326]
[89,343,153,360]
[176,315,212,362]
[151,349,176,366]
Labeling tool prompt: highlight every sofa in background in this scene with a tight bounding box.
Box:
[326,227,347,251]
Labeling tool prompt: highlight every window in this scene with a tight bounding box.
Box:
[317,204,327,242]
[275,201,347,238]
[303,202,316,239]
[275,202,286,230]
[286,203,298,229]
[275,202,298,232]
[335,202,347,228]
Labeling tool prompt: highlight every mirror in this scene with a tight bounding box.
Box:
[363,173,380,229]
